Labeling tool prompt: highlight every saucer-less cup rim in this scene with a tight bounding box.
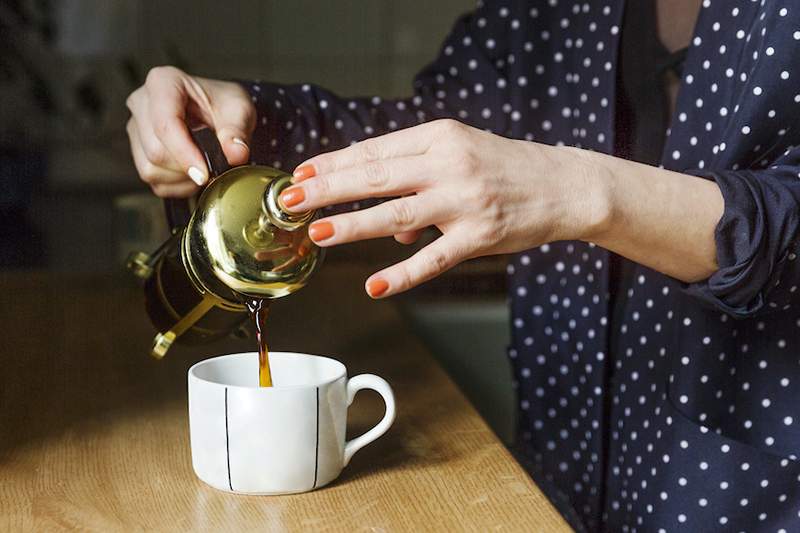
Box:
[188,351,346,390]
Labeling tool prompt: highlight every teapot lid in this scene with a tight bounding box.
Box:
[183,164,321,300]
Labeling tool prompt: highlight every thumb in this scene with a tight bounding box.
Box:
[213,94,257,167]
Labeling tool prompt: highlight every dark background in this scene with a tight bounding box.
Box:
[1,0,474,271]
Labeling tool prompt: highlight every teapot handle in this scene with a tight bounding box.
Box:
[164,127,232,231]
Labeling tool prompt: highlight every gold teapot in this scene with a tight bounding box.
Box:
[127,127,323,358]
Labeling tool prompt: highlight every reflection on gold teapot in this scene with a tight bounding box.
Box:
[127,127,323,358]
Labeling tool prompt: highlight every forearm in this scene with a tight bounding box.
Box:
[576,149,724,283]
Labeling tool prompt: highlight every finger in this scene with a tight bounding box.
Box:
[293,120,446,180]
[394,230,423,245]
[308,196,447,246]
[145,72,209,185]
[279,155,433,212]
[128,119,196,187]
[365,232,469,298]
[211,87,256,166]
[127,89,188,176]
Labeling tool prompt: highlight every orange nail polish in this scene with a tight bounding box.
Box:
[293,164,317,182]
[280,187,305,209]
[366,278,389,298]
[309,221,334,242]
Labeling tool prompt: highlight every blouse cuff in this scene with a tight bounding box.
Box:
[682,169,798,318]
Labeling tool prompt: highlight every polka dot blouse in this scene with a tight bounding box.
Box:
[244,1,800,530]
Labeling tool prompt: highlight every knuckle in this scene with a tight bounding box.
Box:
[389,200,415,228]
[145,65,180,86]
[357,139,382,162]
[139,162,162,185]
[362,161,389,189]
[434,118,468,144]
[423,247,451,275]
[313,175,332,199]
[234,100,256,124]
[435,118,461,134]
[229,87,253,110]
[150,183,167,197]
[397,266,415,292]
[142,140,168,166]
[125,89,141,112]
[454,149,481,176]
[222,90,254,121]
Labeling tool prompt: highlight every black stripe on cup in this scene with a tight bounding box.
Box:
[313,386,320,488]
[225,387,233,491]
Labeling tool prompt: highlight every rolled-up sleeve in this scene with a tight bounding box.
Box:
[684,148,800,317]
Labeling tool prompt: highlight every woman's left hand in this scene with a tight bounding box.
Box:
[279,119,609,298]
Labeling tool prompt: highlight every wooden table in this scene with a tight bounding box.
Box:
[0,265,569,531]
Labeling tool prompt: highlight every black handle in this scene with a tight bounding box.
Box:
[189,126,231,179]
[164,127,232,231]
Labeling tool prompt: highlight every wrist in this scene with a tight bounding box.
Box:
[554,146,616,243]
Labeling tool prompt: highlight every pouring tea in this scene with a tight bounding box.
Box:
[127,127,323,386]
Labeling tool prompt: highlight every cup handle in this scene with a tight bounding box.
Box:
[343,374,396,466]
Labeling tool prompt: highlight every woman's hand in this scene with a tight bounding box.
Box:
[125,66,256,197]
[279,119,611,298]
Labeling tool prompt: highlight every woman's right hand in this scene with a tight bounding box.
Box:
[125,66,256,197]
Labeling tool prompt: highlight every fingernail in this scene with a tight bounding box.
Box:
[232,137,249,149]
[366,278,389,298]
[292,164,316,182]
[187,166,206,185]
[308,221,334,242]
[279,187,305,209]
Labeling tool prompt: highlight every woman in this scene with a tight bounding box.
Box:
[126,0,800,530]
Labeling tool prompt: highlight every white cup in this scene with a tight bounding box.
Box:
[188,352,396,495]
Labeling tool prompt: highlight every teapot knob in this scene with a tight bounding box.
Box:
[262,175,315,231]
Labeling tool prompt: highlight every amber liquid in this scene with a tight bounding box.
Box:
[247,299,273,387]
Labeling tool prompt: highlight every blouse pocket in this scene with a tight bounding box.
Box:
[657,384,800,531]
[666,327,800,462]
